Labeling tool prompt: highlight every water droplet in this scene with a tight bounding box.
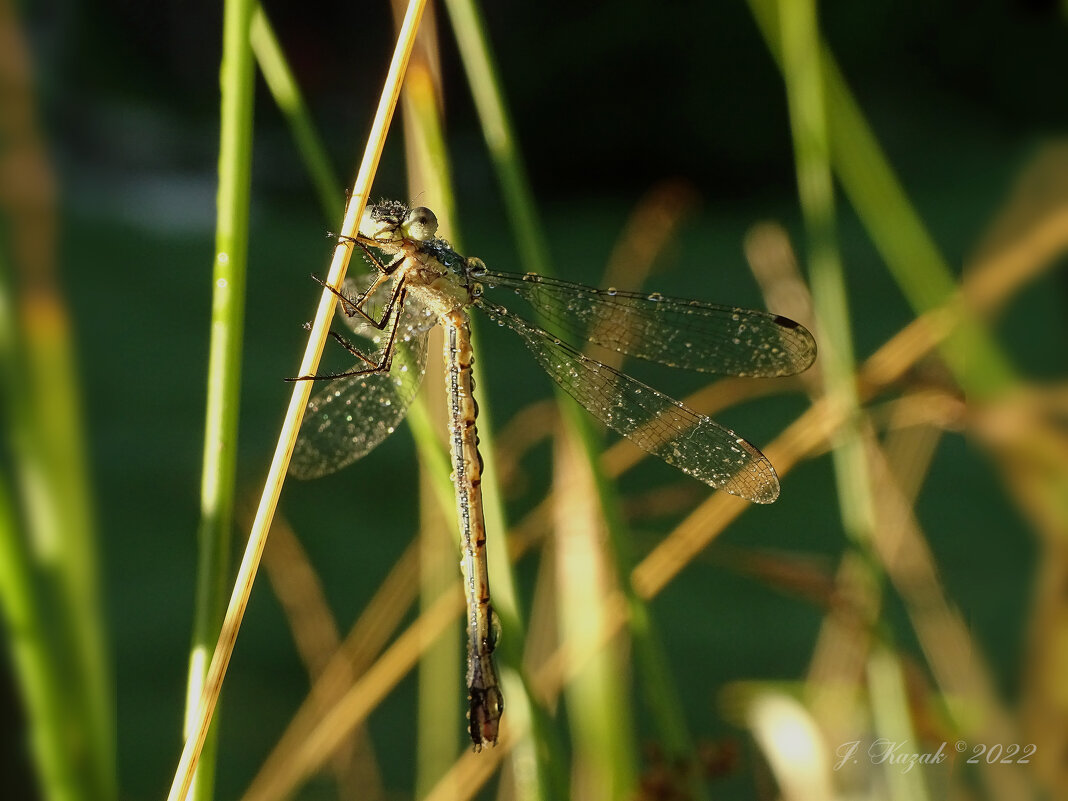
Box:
[606,287,618,296]
[647,291,663,302]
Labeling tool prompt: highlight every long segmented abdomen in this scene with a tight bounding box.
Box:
[442,309,504,748]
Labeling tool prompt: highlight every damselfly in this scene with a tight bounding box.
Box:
[289,200,817,748]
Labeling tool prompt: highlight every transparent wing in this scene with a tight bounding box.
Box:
[478,269,816,378]
[290,291,436,480]
[477,299,779,503]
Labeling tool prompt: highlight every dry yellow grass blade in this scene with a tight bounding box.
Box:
[261,515,384,800]
[633,178,1068,598]
[243,590,463,801]
[164,2,428,799]
[244,537,420,800]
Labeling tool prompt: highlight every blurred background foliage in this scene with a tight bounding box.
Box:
[1,0,1067,800]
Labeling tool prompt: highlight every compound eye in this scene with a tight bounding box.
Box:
[404,206,439,241]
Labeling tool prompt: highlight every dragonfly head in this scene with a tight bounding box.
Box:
[359,201,439,244]
[402,206,439,242]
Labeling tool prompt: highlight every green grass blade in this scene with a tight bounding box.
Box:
[182,0,257,796]
[748,0,1017,402]
[250,8,342,223]
[0,262,101,801]
[0,12,114,797]
[775,0,877,543]
[0,476,80,801]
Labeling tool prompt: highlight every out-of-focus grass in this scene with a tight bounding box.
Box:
[0,5,113,801]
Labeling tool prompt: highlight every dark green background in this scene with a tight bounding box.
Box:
[3,0,1066,798]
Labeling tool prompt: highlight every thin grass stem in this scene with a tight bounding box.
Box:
[165,3,428,799]
[774,0,881,590]
[182,0,257,795]
[773,3,922,796]
[250,7,342,222]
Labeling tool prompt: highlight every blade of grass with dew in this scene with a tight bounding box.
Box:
[182,0,257,796]
[396,26,559,798]
[444,2,710,797]
[166,3,428,798]
[391,3,463,786]
[0,13,113,797]
[748,0,1017,403]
